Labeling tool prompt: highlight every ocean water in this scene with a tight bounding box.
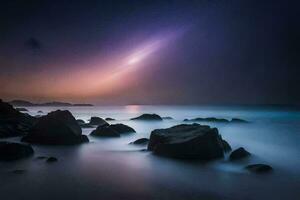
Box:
[1,105,300,200]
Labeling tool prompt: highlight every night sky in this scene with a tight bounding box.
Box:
[0,0,297,105]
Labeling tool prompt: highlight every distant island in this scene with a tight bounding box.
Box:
[9,100,93,107]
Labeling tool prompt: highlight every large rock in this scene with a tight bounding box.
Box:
[0,99,37,138]
[229,147,251,161]
[22,110,89,145]
[131,114,162,121]
[148,123,228,160]
[90,123,135,137]
[0,142,34,161]
[245,164,273,173]
[89,117,108,126]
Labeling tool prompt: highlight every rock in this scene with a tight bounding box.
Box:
[148,124,227,160]
[130,138,149,145]
[80,123,94,128]
[131,114,163,121]
[89,117,108,126]
[162,116,173,120]
[36,156,47,160]
[184,117,230,123]
[16,107,28,112]
[90,123,135,137]
[222,139,232,152]
[245,164,273,173]
[0,142,34,161]
[0,100,37,138]
[46,157,58,163]
[37,111,43,113]
[231,118,248,123]
[22,110,89,145]
[105,117,115,121]
[229,147,251,161]
[76,119,86,125]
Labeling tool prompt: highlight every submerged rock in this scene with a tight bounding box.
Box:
[131,114,163,121]
[46,157,58,163]
[89,117,108,126]
[130,138,149,145]
[245,164,273,173]
[105,117,115,121]
[229,147,251,161]
[0,99,37,138]
[22,110,89,145]
[90,123,135,137]
[0,142,34,161]
[148,123,228,160]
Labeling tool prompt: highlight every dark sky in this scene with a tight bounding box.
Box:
[0,0,297,105]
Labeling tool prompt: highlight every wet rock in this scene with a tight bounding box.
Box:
[148,123,227,160]
[16,108,28,112]
[130,138,149,145]
[229,147,251,161]
[89,117,108,126]
[90,123,135,137]
[37,111,43,113]
[105,117,115,121]
[22,110,89,145]
[245,164,273,173]
[131,114,162,121]
[46,157,58,163]
[0,142,34,161]
[0,99,37,138]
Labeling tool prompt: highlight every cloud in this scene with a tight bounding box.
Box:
[24,37,42,51]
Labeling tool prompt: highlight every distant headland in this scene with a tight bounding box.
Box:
[9,100,93,107]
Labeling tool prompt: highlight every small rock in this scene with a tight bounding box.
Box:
[105,117,115,121]
[229,147,251,161]
[16,108,28,112]
[46,157,58,163]
[130,138,149,145]
[89,117,108,126]
[162,116,173,120]
[36,156,47,160]
[231,118,248,123]
[245,164,273,173]
[131,114,162,121]
[76,119,86,125]
[37,111,43,113]
[90,123,135,137]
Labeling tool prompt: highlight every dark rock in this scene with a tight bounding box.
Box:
[16,107,28,112]
[22,110,89,145]
[80,123,94,128]
[229,147,251,161]
[37,111,43,113]
[162,116,173,120]
[0,142,34,161]
[90,123,135,137]
[231,118,249,123]
[131,114,162,121]
[148,123,227,160]
[184,117,230,123]
[105,117,115,121]
[46,157,58,163]
[222,139,232,152]
[0,100,37,138]
[130,138,149,145]
[12,169,26,174]
[76,119,86,125]
[245,164,273,173]
[89,117,108,126]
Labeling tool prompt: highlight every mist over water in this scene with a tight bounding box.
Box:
[1,105,300,200]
